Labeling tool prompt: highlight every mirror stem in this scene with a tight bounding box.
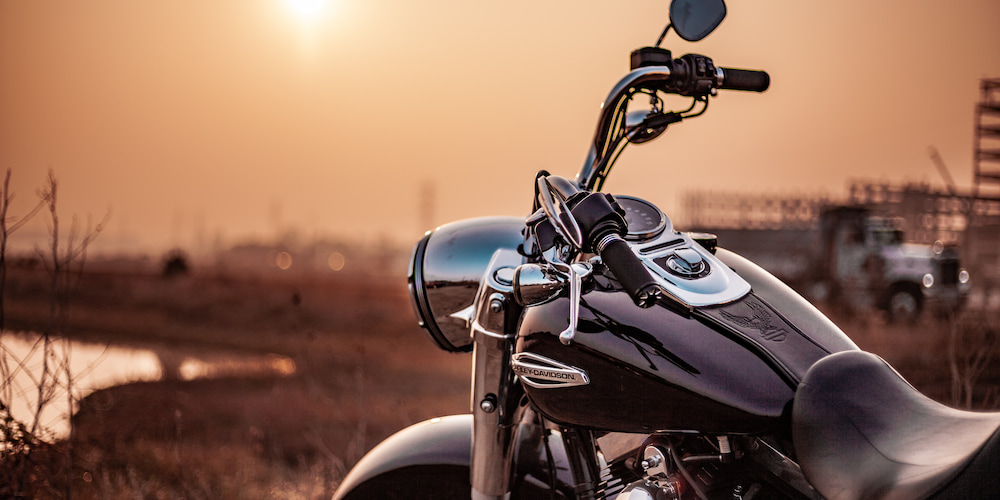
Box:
[655,23,673,47]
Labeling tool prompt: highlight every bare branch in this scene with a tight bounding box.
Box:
[2,168,107,496]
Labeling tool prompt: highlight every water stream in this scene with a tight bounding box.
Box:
[1,332,295,440]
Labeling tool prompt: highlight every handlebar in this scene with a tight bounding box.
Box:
[577,54,769,191]
[562,189,662,308]
[719,67,770,92]
[595,234,661,308]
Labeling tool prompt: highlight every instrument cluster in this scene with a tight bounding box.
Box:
[617,195,669,242]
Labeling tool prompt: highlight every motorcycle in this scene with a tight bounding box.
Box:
[334,1,1000,498]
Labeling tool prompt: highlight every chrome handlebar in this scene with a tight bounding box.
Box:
[575,66,673,191]
[574,59,768,191]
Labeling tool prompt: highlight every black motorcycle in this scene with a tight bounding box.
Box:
[334,1,1000,498]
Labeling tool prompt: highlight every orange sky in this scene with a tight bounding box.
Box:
[2,0,999,255]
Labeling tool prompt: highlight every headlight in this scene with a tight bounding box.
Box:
[922,273,935,288]
[408,217,524,352]
[959,269,970,284]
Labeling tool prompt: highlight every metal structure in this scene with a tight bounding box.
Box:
[681,181,973,245]
[974,78,1000,200]
[681,190,828,231]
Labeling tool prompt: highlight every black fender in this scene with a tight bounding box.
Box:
[333,414,574,500]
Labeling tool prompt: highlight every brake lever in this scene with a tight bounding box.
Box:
[548,259,591,345]
[535,175,594,344]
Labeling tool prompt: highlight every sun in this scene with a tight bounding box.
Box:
[285,0,327,20]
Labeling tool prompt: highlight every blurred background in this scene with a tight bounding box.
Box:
[3,0,1000,254]
[1,0,1000,498]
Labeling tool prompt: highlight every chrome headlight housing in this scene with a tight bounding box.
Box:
[408,217,524,352]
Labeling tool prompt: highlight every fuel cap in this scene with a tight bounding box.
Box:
[656,247,710,279]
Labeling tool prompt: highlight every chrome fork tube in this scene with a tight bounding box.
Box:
[471,325,522,500]
[470,249,525,500]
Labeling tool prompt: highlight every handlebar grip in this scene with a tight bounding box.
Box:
[597,235,660,308]
[720,68,770,92]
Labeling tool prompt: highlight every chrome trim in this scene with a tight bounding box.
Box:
[449,304,476,328]
[472,320,513,340]
[617,482,663,500]
[513,261,591,344]
[471,325,517,499]
[525,207,546,226]
[632,231,751,307]
[493,266,516,286]
[512,352,590,388]
[512,263,566,307]
[641,445,672,479]
[618,195,668,242]
[558,262,584,345]
[662,247,710,279]
[595,232,620,253]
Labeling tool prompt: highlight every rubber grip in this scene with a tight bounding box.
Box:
[600,237,660,308]
[720,68,770,92]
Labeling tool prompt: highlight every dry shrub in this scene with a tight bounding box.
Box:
[948,310,1000,409]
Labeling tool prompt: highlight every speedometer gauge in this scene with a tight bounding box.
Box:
[616,195,668,241]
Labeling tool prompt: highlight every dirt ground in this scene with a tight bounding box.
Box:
[2,258,998,499]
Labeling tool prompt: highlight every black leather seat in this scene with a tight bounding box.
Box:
[792,350,1000,500]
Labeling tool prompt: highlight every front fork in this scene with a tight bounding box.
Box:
[469,248,525,500]
[471,322,522,500]
[469,249,602,500]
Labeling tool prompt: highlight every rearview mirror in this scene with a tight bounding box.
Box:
[670,0,726,41]
[537,176,584,250]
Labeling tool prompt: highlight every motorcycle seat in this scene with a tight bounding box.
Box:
[792,350,1000,500]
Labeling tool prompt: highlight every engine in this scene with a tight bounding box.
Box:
[598,434,799,500]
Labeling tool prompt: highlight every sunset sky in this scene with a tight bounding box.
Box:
[2,0,999,255]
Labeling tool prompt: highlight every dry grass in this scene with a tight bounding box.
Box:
[3,262,471,499]
[814,304,1000,408]
[2,259,998,498]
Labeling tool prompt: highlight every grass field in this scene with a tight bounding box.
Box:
[2,256,997,498]
[3,260,471,499]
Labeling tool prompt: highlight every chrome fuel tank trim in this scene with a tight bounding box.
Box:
[512,352,590,389]
[629,229,751,307]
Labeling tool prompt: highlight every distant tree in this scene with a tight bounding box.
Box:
[162,249,190,278]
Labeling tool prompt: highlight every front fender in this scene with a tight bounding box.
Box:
[333,414,573,500]
[333,415,471,500]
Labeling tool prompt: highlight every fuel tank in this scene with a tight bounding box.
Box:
[515,248,858,434]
